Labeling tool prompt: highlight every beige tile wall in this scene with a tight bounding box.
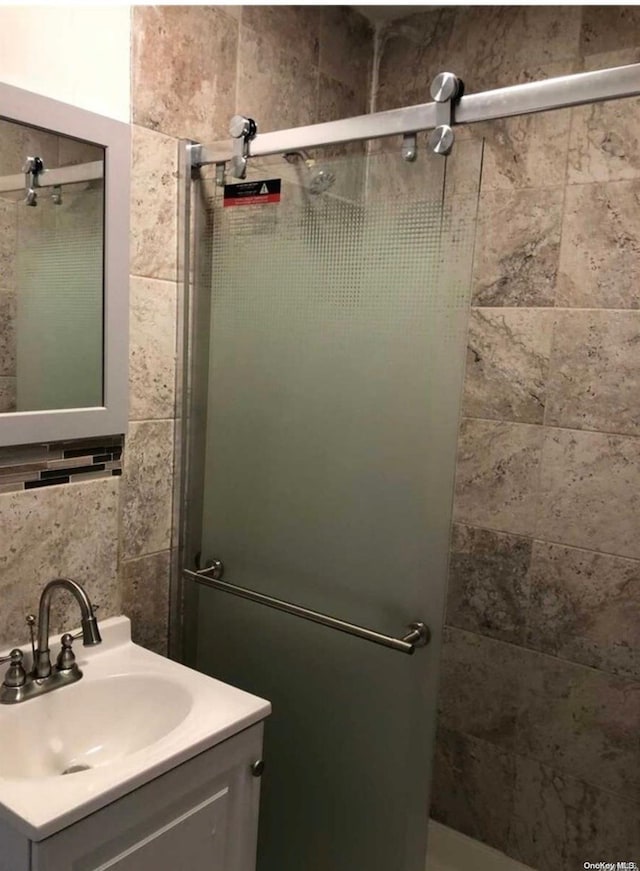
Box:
[123,4,372,654]
[0,6,372,656]
[377,6,640,868]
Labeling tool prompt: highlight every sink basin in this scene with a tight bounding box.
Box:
[0,674,192,779]
[0,616,271,841]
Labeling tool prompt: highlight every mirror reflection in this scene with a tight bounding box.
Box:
[0,118,104,413]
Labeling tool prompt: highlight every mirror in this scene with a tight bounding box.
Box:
[0,82,129,446]
[0,119,104,413]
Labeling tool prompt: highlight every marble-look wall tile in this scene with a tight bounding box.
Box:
[317,71,368,167]
[537,428,640,559]
[454,419,543,536]
[0,199,15,292]
[472,188,563,307]
[447,7,581,92]
[447,524,532,644]
[0,478,120,648]
[0,287,16,376]
[0,376,15,412]
[120,420,174,560]
[576,46,640,189]
[438,627,525,748]
[526,541,640,680]
[237,20,319,133]
[463,308,554,424]
[431,727,516,854]
[129,276,177,421]
[582,45,640,73]
[568,97,640,184]
[120,550,170,656]
[581,6,640,55]
[375,10,457,112]
[318,73,368,124]
[545,310,640,434]
[479,109,572,192]
[516,651,640,800]
[556,180,640,309]
[317,73,368,172]
[319,6,372,99]
[419,58,573,194]
[242,5,321,69]
[509,755,640,871]
[221,5,241,21]
[132,5,238,142]
[130,125,178,283]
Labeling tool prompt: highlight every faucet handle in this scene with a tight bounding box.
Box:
[56,634,78,672]
[0,649,26,688]
[0,648,23,664]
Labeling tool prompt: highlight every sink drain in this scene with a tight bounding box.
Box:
[61,763,92,775]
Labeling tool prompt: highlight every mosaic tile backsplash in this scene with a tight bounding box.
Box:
[0,435,123,493]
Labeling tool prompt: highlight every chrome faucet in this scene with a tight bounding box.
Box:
[0,577,101,704]
[34,578,101,678]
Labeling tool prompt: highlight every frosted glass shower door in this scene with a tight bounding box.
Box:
[188,142,482,871]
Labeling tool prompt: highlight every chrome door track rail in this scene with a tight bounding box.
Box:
[183,567,430,655]
[0,160,103,195]
[195,63,640,165]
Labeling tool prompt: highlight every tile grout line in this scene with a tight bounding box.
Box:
[121,547,172,565]
[129,273,178,287]
[446,610,640,684]
[453,518,640,565]
[461,414,640,443]
[470,305,640,313]
[453,517,640,566]
[439,723,640,811]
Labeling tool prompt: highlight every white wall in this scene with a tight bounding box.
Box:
[0,5,130,121]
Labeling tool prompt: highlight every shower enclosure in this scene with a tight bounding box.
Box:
[175,65,640,871]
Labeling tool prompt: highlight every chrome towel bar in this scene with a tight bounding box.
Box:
[183,566,430,655]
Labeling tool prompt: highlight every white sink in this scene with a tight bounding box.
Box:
[0,674,192,780]
[0,617,271,840]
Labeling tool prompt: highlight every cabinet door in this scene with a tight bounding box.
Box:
[88,787,228,871]
[33,725,263,871]
[0,818,30,871]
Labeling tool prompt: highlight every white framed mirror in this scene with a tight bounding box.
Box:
[0,81,129,446]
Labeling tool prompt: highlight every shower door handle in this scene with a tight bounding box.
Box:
[183,566,430,655]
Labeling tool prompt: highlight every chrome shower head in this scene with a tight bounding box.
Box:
[307,165,336,194]
[283,150,336,195]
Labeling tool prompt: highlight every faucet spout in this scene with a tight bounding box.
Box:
[35,578,101,679]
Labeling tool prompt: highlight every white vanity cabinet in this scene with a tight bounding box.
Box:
[1,725,264,871]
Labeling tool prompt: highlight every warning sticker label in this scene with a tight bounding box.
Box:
[223,179,281,207]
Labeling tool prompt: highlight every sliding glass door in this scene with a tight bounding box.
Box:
[182,139,483,870]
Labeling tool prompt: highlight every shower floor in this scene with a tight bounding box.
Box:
[426,821,534,871]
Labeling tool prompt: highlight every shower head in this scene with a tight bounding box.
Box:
[283,150,336,195]
[307,165,336,195]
